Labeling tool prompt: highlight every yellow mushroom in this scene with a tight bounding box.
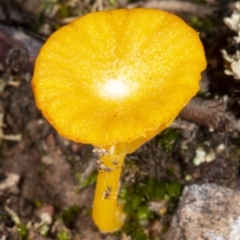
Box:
[32,8,206,232]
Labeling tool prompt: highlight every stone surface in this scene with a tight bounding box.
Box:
[166,184,240,240]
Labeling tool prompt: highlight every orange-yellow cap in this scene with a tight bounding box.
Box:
[32,8,206,152]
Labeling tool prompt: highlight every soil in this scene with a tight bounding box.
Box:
[0,0,240,240]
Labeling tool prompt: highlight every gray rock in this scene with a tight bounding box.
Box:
[166,184,240,240]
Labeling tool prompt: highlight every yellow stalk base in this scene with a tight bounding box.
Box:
[92,153,126,233]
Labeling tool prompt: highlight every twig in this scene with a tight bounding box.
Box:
[179,97,231,132]
[128,1,214,18]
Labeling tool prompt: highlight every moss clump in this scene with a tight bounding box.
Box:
[119,177,182,239]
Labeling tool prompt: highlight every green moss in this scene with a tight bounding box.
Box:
[120,177,182,239]
[109,0,117,6]
[145,178,166,199]
[166,182,181,199]
[131,194,143,210]
[34,199,43,208]
[119,185,128,199]
[137,206,152,221]
[157,129,180,152]
[39,223,50,236]
[190,15,215,30]
[76,171,97,190]
[130,229,147,240]
[58,5,70,18]
[17,224,28,240]
[57,231,70,240]
[62,205,81,227]
[161,224,170,234]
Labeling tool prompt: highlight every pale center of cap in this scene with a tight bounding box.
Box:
[100,77,137,99]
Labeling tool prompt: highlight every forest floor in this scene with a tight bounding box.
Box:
[0,0,240,239]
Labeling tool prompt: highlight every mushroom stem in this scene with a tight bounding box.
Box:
[92,152,126,233]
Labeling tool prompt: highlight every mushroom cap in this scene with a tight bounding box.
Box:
[32,8,206,149]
